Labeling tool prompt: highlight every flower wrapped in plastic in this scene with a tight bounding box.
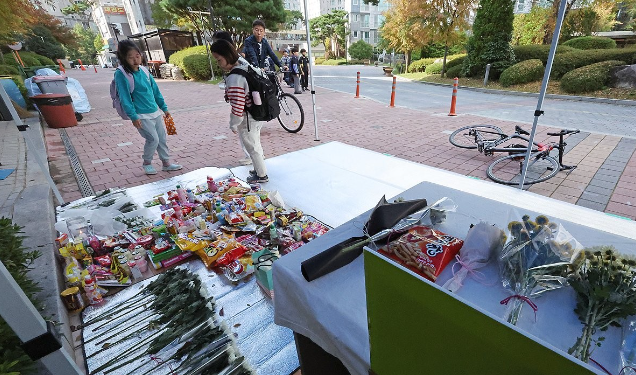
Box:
[499,213,582,325]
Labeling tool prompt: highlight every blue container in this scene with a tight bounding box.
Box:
[0,77,27,109]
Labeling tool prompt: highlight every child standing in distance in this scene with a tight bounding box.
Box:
[290,48,302,94]
[210,40,269,183]
[299,49,310,91]
[114,40,181,175]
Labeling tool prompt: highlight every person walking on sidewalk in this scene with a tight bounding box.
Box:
[114,40,181,175]
[299,49,310,91]
[290,48,302,94]
[211,40,269,184]
[280,50,292,87]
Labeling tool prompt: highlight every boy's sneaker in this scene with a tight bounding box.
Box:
[162,164,183,171]
[246,174,268,183]
[143,165,157,175]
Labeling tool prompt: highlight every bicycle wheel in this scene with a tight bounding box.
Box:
[449,125,504,149]
[278,93,304,133]
[487,153,560,185]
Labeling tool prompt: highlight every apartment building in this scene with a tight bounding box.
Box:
[34,0,94,28]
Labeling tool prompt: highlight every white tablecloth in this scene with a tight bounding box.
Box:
[272,142,636,375]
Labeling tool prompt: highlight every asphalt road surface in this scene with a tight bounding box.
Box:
[312,65,636,139]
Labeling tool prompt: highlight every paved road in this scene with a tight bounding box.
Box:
[312,65,636,139]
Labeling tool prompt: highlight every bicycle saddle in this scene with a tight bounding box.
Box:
[515,126,530,136]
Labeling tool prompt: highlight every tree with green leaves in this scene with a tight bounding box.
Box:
[349,39,373,60]
[66,24,99,64]
[461,0,515,78]
[158,0,286,47]
[0,0,38,45]
[25,25,66,60]
[309,10,348,59]
[283,10,304,30]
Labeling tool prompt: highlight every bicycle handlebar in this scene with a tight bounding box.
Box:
[547,129,580,136]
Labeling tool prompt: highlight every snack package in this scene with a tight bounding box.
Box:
[174,234,210,253]
[195,234,242,268]
[378,226,464,281]
[221,256,254,282]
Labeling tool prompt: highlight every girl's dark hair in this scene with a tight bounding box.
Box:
[210,40,239,65]
[116,40,142,73]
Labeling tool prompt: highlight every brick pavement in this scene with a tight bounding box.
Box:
[47,67,636,220]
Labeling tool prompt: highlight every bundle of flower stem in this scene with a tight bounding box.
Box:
[568,246,636,363]
[499,215,578,325]
[83,268,252,375]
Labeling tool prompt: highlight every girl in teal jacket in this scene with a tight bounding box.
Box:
[114,40,181,175]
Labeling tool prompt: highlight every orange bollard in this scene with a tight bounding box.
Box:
[355,71,360,98]
[448,77,458,116]
[57,59,66,74]
[78,59,86,71]
[389,76,396,107]
[94,64,97,73]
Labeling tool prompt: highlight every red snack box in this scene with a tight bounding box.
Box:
[377,226,463,281]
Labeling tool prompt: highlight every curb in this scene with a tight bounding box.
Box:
[10,117,74,374]
[409,79,636,107]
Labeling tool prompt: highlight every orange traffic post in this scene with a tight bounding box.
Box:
[94,64,98,73]
[78,59,86,71]
[389,76,396,108]
[448,77,458,116]
[57,59,66,74]
[355,71,360,98]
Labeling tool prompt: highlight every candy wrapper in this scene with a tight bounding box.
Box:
[428,198,458,226]
[195,234,244,269]
[378,226,464,281]
[442,222,505,292]
[499,211,582,325]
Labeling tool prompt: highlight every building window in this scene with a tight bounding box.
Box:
[362,14,369,28]
[353,14,358,21]
[353,0,358,4]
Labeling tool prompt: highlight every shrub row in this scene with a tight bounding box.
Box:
[0,218,42,375]
[407,54,466,73]
[425,62,443,74]
[445,65,463,78]
[407,58,437,73]
[0,64,20,75]
[2,51,54,67]
[560,60,625,93]
[562,36,616,50]
[512,44,575,64]
[168,46,222,80]
[551,48,636,78]
[499,59,545,87]
[322,59,347,65]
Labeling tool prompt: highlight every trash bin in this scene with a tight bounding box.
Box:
[32,75,69,95]
[30,94,77,128]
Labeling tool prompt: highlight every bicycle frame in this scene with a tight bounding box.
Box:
[472,128,542,156]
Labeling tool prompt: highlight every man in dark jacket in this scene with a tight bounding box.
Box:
[243,19,285,71]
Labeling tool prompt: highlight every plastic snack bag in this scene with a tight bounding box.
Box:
[164,113,177,135]
[378,226,464,281]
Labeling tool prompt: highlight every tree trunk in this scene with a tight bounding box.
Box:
[544,0,575,44]
[441,43,449,78]
[405,50,411,71]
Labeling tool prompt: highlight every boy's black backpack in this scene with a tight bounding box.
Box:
[230,66,280,122]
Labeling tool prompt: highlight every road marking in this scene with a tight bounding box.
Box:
[117,142,133,147]
[212,135,227,140]
[92,158,111,164]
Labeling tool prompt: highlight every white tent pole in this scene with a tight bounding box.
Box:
[518,0,568,188]
[303,0,320,141]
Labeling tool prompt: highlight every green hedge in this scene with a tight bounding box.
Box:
[407,58,436,73]
[560,60,625,93]
[182,54,211,80]
[499,59,545,87]
[445,65,463,78]
[322,59,347,65]
[315,57,325,64]
[0,64,19,75]
[551,48,636,78]
[513,44,575,63]
[425,62,443,74]
[168,46,222,80]
[562,36,616,50]
[0,218,42,375]
[445,55,466,69]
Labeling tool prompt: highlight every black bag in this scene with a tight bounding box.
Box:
[230,66,280,122]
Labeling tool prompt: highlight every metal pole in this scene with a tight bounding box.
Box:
[303,0,320,141]
[0,261,82,374]
[518,0,568,188]
[483,63,491,86]
[0,84,64,205]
